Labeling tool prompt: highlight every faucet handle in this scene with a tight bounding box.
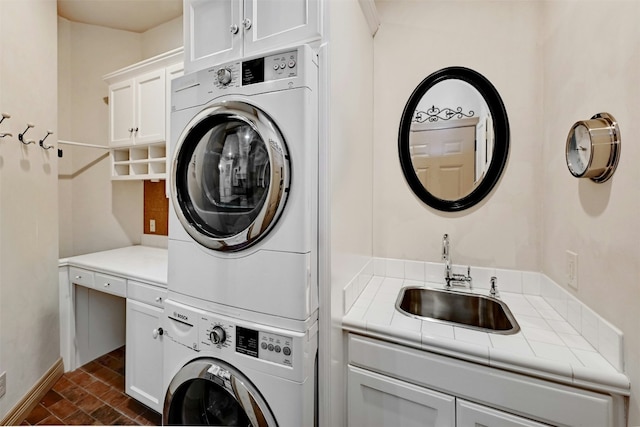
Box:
[490,276,499,297]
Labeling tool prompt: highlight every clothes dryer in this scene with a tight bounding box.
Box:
[168,45,318,321]
[162,299,317,426]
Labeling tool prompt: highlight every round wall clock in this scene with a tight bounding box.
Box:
[565,112,621,183]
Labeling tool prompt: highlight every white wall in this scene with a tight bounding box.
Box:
[58,17,182,258]
[541,2,640,423]
[0,0,59,417]
[373,0,543,272]
[321,1,374,426]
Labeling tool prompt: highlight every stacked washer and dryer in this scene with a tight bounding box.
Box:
[163,45,319,426]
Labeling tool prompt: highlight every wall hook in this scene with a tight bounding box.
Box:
[18,123,35,145]
[0,113,10,137]
[39,130,54,149]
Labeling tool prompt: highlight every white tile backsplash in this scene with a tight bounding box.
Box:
[494,268,523,293]
[386,258,404,278]
[404,260,425,281]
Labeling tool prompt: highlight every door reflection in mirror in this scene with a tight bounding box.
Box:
[409,79,494,200]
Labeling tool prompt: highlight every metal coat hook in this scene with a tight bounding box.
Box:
[0,113,11,138]
[39,130,54,149]
[18,123,35,145]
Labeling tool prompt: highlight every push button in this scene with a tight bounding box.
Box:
[288,60,296,68]
[274,345,281,353]
[268,344,274,351]
[261,342,267,350]
[279,62,286,69]
[283,346,291,356]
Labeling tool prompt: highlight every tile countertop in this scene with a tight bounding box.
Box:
[343,276,631,397]
[59,245,168,286]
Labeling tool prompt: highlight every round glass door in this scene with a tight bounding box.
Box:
[164,359,277,426]
[171,101,290,252]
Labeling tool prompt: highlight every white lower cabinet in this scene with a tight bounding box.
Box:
[457,399,548,427]
[125,292,165,413]
[348,365,545,427]
[347,334,622,427]
[348,365,455,427]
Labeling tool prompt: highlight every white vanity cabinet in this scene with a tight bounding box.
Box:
[347,334,622,427]
[104,48,183,180]
[125,280,167,413]
[348,365,455,427]
[183,0,321,73]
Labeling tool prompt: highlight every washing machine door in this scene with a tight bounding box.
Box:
[171,101,290,252]
[164,358,278,426]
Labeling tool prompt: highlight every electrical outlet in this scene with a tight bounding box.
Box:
[150,219,156,233]
[566,250,578,290]
[0,371,6,399]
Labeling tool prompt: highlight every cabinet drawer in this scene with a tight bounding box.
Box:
[94,273,126,298]
[69,267,94,288]
[127,280,167,308]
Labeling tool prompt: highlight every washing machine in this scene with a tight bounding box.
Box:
[162,299,317,426]
[168,45,318,322]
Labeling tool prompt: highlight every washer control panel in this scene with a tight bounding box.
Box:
[199,315,293,367]
[207,49,298,91]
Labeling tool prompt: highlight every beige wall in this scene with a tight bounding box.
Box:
[374,0,640,423]
[541,2,640,423]
[373,0,542,271]
[322,1,374,426]
[0,0,59,417]
[58,17,182,258]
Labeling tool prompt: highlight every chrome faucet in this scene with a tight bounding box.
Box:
[442,234,473,290]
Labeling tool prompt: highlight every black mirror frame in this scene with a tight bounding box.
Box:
[398,66,510,212]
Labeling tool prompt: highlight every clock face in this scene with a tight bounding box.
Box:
[567,124,592,176]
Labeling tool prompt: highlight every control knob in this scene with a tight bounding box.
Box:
[216,68,232,86]
[209,326,226,345]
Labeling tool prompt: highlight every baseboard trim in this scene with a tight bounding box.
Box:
[0,357,64,426]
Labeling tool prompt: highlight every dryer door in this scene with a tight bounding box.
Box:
[164,358,277,426]
[171,101,290,252]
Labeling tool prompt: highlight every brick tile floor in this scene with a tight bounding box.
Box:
[21,347,161,426]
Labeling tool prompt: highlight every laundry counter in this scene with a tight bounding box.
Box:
[58,245,168,412]
[59,245,168,286]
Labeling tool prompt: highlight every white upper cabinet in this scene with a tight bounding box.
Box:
[104,48,183,180]
[109,69,166,147]
[184,0,321,73]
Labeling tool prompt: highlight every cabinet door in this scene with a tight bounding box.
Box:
[457,400,549,427]
[183,0,242,74]
[125,299,164,413]
[244,0,321,57]
[109,79,135,147]
[348,365,455,427]
[134,69,166,145]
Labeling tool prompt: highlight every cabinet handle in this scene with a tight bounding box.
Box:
[104,283,110,287]
[230,24,239,34]
[128,127,134,133]
[75,275,81,279]
[152,327,164,339]
[242,18,252,30]
[155,297,163,303]
[134,127,138,133]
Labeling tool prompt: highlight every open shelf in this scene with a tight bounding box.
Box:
[111,142,167,181]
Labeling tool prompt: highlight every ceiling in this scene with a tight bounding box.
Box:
[57,0,183,33]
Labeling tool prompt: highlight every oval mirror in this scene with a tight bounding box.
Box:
[398,67,510,211]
